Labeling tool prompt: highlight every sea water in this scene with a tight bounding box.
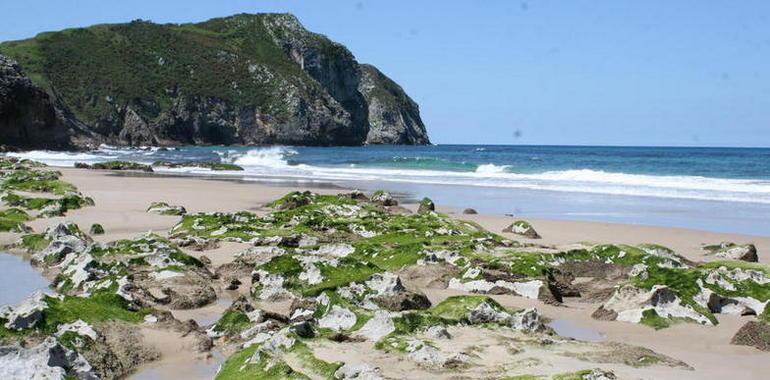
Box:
[9,145,770,236]
[0,252,50,306]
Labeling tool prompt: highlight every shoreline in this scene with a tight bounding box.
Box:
[8,145,770,237]
[53,167,770,259]
[3,166,770,379]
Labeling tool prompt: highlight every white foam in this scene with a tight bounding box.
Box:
[475,163,510,174]
[10,147,770,205]
[231,146,297,168]
[7,151,115,166]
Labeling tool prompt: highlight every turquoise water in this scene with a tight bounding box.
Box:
[10,145,770,235]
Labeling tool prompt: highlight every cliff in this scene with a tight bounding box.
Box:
[0,13,429,149]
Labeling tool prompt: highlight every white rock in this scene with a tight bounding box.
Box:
[55,320,97,340]
[466,302,510,325]
[298,260,324,285]
[420,249,462,265]
[628,264,648,279]
[365,272,404,295]
[462,267,482,279]
[143,315,158,324]
[60,253,96,290]
[2,291,48,330]
[448,278,543,300]
[509,308,546,332]
[317,293,331,306]
[0,337,96,380]
[236,246,286,265]
[354,311,395,341]
[334,362,383,380]
[260,329,295,352]
[425,325,452,339]
[583,369,617,380]
[318,305,357,331]
[150,270,184,280]
[116,276,133,302]
[603,285,712,325]
[314,244,355,258]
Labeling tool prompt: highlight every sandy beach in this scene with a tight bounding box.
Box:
[3,166,769,380]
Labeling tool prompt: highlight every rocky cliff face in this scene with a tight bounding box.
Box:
[0,14,429,149]
[0,56,91,149]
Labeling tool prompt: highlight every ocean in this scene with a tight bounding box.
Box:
[9,145,770,236]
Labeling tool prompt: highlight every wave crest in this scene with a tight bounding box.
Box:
[475,163,511,174]
[231,146,297,168]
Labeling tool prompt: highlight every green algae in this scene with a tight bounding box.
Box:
[0,170,77,195]
[77,161,153,172]
[152,160,244,171]
[212,310,251,336]
[0,208,31,232]
[215,345,310,380]
[2,191,94,215]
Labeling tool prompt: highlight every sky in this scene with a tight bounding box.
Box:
[2,0,769,147]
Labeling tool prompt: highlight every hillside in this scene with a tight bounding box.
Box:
[0,13,429,149]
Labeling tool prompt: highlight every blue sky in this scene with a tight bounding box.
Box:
[2,0,769,147]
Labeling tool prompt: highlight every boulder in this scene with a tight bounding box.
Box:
[291,321,316,339]
[0,337,97,380]
[1,290,48,330]
[370,191,398,206]
[502,220,541,239]
[373,292,431,311]
[225,277,242,290]
[583,369,617,380]
[596,285,713,325]
[462,208,478,215]
[466,302,510,325]
[354,311,395,341]
[425,325,452,339]
[318,305,357,331]
[35,235,88,265]
[509,308,548,333]
[365,272,405,295]
[344,189,369,202]
[417,197,435,213]
[704,243,758,262]
[334,362,383,380]
[89,223,105,235]
[406,340,470,369]
[146,202,187,216]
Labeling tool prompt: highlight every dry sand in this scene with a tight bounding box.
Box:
[16,168,769,379]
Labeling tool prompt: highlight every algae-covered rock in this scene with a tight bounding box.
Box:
[703,242,758,262]
[1,191,94,217]
[731,321,770,351]
[146,201,187,216]
[75,161,153,172]
[583,369,618,380]
[89,224,105,235]
[371,190,398,206]
[503,220,541,239]
[417,197,435,213]
[0,208,31,232]
[152,161,244,171]
[595,285,713,327]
